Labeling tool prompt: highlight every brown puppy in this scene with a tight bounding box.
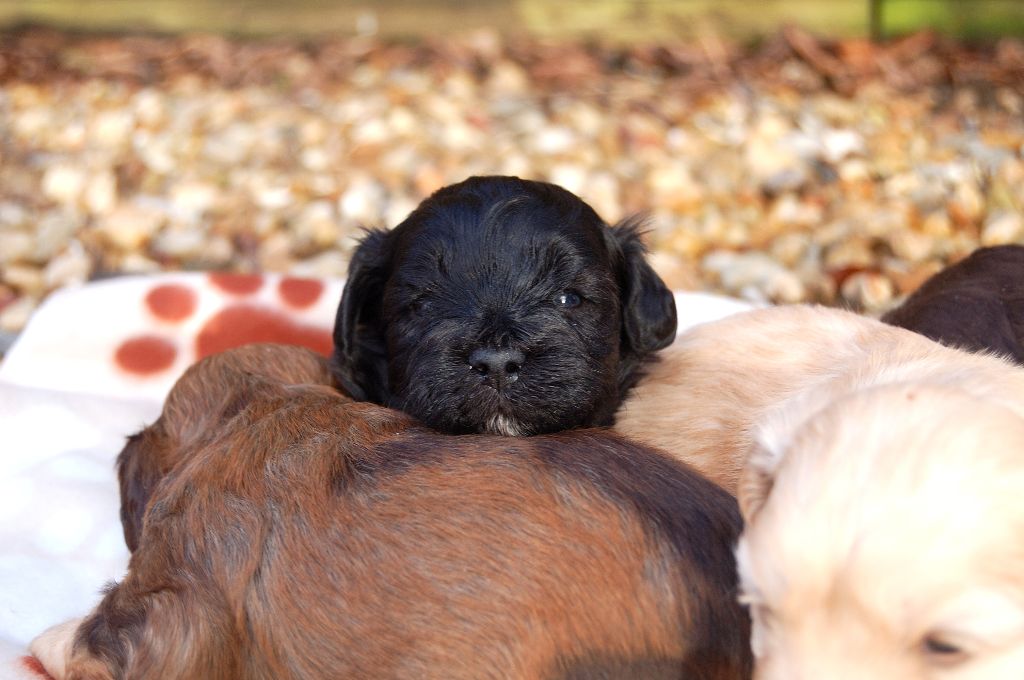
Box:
[882,245,1024,364]
[614,303,1024,495]
[33,344,751,680]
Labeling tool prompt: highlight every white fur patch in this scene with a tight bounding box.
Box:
[29,616,83,679]
[486,414,523,437]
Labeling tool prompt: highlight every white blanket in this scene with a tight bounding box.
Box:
[0,273,753,678]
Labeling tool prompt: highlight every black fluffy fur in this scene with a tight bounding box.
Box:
[883,245,1024,365]
[331,175,677,435]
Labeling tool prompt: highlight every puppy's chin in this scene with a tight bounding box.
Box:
[485,413,526,437]
[398,383,582,437]
[433,390,536,436]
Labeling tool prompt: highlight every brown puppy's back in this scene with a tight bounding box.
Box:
[60,346,751,680]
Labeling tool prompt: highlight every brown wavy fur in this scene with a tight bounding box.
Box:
[34,344,751,680]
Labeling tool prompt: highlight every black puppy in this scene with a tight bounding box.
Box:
[331,175,677,435]
[883,244,1024,364]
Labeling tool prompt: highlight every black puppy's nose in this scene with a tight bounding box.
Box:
[469,347,525,388]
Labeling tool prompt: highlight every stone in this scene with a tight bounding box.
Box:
[150,226,206,259]
[487,60,530,95]
[0,231,34,264]
[119,252,162,274]
[889,260,944,295]
[947,182,986,227]
[84,168,118,215]
[96,204,165,252]
[701,250,805,303]
[43,240,92,289]
[170,181,219,222]
[580,172,621,222]
[838,158,871,183]
[768,194,823,228]
[2,265,45,296]
[840,272,895,311]
[42,164,86,207]
[293,200,341,250]
[824,237,875,270]
[647,252,699,291]
[765,269,806,303]
[0,295,38,332]
[33,212,81,262]
[90,109,134,149]
[821,129,865,163]
[258,232,294,271]
[889,229,935,262]
[919,211,953,238]
[648,162,703,213]
[532,126,577,155]
[338,176,386,225]
[255,185,294,211]
[980,211,1024,246]
[291,250,350,279]
[770,232,811,268]
[547,164,587,197]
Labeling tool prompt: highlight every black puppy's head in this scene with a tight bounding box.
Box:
[331,175,676,435]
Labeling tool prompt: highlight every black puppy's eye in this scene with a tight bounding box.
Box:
[555,291,581,309]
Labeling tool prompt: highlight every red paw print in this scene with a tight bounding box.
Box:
[114,273,334,377]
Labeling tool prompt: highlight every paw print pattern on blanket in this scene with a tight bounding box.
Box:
[0,272,345,401]
[113,274,333,378]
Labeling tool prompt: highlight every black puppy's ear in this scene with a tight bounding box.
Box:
[610,217,678,354]
[331,229,392,403]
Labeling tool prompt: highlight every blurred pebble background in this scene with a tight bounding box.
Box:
[0,0,1023,337]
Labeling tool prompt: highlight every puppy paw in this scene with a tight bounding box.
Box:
[19,655,56,680]
[28,617,83,680]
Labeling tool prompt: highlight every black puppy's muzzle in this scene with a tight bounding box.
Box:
[468,347,525,391]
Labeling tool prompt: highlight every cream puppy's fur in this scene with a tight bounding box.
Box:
[738,384,1024,679]
[614,304,1024,496]
[618,304,1024,678]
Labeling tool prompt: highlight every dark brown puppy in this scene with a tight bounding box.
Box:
[883,245,1024,364]
[38,344,750,680]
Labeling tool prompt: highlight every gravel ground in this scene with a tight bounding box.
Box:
[1,27,1023,334]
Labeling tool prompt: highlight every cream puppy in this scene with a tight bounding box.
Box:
[618,304,1024,678]
[737,383,1024,679]
[614,304,1024,495]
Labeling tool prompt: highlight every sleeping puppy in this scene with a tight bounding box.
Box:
[737,383,1024,679]
[33,344,751,680]
[332,175,677,436]
[882,244,1024,364]
[615,304,1024,677]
